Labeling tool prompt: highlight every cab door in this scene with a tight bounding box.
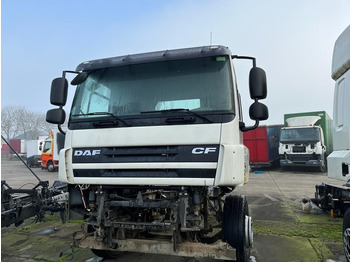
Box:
[41,139,53,168]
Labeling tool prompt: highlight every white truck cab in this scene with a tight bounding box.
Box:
[46,46,268,261]
[312,25,350,261]
[279,116,327,170]
[327,25,350,181]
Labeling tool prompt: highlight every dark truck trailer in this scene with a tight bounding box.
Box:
[243,125,283,168]
[1,144,9,158]
[7,139,26,160]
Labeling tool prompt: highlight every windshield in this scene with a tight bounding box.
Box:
[280,127,321,143]
[70,56,234,122]
[42,141,51,153]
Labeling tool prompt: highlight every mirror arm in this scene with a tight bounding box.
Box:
[239,120,259,132]
[57,124,66,135]
[231,55,256,68]
[57,105,66,135]
[52,70,79,135]
[62,70,79,78]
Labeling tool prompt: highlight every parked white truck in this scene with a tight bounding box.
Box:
[26,139,44,167]
[46,46,268,261]
[279,111,333,171]
[312,25,350,261]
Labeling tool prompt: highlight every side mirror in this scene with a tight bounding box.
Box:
[249,67,267,100]
[249,101,268,121]
[50,77,68,106]
[46,108,66,124]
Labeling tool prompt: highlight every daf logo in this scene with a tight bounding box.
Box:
[192,147,217,154]
[74,149,101,156]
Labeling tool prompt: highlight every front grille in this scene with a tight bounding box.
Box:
[292,146,306,153]
[287,154,319,163]
[72,145,219,163]
[73,169,216,178]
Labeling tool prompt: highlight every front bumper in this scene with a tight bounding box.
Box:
[280,154,324,167]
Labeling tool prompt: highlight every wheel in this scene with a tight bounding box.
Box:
[222,195,252,262]
[319,162,327,172]
[91,249,125,259]
[319,165,326,172]
[343,208,350,262]
[281,166,290,172]
[47,161,55,172]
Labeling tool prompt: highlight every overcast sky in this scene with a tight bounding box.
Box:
[2,0,350,125]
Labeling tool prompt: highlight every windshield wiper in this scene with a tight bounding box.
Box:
[141,108,213,123]
[72,112,131,127]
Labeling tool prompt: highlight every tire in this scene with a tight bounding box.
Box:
[319,165,326,173]
[47,161,55,172]
[91,249,125,259]
[343,208,350,262]
[281,166,290,172]
[222,194,252,262]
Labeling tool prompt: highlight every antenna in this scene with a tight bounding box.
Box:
[210,32,213,46]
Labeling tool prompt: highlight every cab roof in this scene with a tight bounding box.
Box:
[76,45,232,71]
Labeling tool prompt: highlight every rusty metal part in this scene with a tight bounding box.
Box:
[78,235,236,260]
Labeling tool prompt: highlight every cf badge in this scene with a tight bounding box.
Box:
[192,147,217,154]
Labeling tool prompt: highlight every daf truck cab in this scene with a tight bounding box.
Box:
[46,46,268,261]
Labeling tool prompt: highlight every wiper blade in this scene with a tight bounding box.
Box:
[72,112,131,127]
[141,108,212,123]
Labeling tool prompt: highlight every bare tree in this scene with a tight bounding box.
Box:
[1,105,55,140]
[1,105,21,140]
[37,112,56,137]
[13,106,30,139]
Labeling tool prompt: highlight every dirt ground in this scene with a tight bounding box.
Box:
[1,159,347,261]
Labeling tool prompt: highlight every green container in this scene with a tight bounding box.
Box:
[283,111,333,155]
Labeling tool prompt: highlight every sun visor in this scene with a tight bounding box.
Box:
[286,116,321,127]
